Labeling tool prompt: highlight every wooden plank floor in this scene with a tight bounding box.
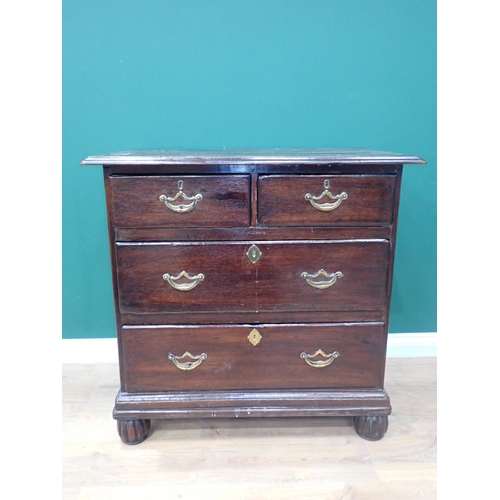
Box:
[62,357,436,499]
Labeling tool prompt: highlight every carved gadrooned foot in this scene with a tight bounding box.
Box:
[354,415,388,441]
[117,419,152,445]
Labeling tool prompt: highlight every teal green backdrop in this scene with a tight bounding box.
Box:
[63,0,436,339]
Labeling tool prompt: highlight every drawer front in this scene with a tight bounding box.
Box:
[121,323,386,392]
[109,175,250,228]
[116,240,389,314]
[116,242,256,314]
[254,240,390,312]
[258,175,396,226]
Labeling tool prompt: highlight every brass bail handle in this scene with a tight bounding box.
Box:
[168,351,208,371]
[301,269,344,289]
[305,179,348,212]
[300,349,340,368]
[163,270,205,291]
[159,179,203,213]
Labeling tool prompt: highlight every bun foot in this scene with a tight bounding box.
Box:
[354,415,388,441]
[117,419,152,445]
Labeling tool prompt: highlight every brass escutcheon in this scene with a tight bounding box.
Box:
[246,244,262,264]
[247,328,262,346]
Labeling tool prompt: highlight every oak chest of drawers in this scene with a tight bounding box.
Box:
[82,148,425,444]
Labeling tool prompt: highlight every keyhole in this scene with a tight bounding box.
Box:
[324,179,330,189]
[178,180,183,190]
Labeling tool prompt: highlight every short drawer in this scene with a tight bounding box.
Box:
[109,175,250,228]
[258,175,396,226]
[121,323,386,392]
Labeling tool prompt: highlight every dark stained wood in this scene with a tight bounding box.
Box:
[250,171,258,226]
[382,165,404,386]
[119,309,386,325]
[116,241,256,314]
[103,168,128,389]
[116,419,151,445]
[105,162,406,177]
[109,175,250,228]
[115,240,389,314]
[84,148,424,443]
[258,175,397,226]
[115,225,392,243]
[121,323,386,393]
[254,240,389,312]
[113,388,391,418]
[354,415,389,441]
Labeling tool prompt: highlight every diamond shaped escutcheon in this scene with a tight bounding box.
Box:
[247,328,262,346]
[246,244,261,264]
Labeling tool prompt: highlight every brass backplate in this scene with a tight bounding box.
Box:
[247,328,262,346]
[246,244,261,264]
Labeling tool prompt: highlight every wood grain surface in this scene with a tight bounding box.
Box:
[120,323,386,392]
[115,240,389,314]
[81,148,426,165]
[258,175,397,226]
[109,175,250,228]
[91,152,419,447]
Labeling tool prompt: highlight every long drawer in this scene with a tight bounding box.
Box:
[258,175,396,226]
[109,175,251,228]
[116,240,390,314]
[121,323,386,392]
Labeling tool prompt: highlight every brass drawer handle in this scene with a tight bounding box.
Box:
[300,349,340,368]
[162,270,205,291]
[301,269,343,289]
[168,351,207,371]
[305,180,347,212]
[159,180,202,213]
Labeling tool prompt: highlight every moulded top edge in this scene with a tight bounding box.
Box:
[80,148,426,166]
